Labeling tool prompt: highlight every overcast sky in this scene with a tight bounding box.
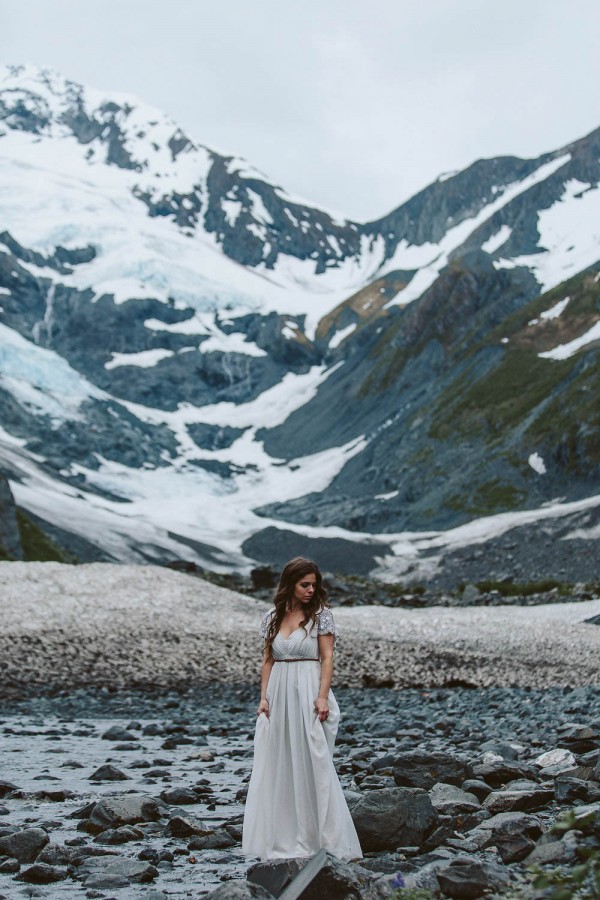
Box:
[2,0,599,220]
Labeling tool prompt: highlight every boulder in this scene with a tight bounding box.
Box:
[94,825,144,844]
[0,827,49,863]
[159,786,199,805]
[87,794,167,832]
[472,760,538,787]
[533,748,576,770]
[0,780,19,798]
[166,815,212,838]
[247,854,372,900]
[80,856,159,884]
[483,786,554,814]
[429,783,480,815]
[15,862,67,883]
[351,787,437,851]
[557,723,600,754]
[393,751,473,789]
[187,829,236,850]
[436,855,510,898]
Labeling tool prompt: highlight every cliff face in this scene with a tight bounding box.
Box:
[0,474,23,560]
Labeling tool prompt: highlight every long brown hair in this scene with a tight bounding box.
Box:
[264,557,328,661]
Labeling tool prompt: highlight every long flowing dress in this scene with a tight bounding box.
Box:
[242,607,362,861]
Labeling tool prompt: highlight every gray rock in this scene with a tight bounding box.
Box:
[166,814,211,838]
[436,855,510,898]
[472,760,538,787]
[85,872,130,889]
[351,787,437,851]
[15,862,68,883]
[81,856,159,883]
[394,751,473,789]
[102,725,138,742]
[94,825,144,844]
[0,780,19,798]
[429,783,480,815]
[187,829,236,850]
[90,763,128,781]
[206,882,274,899]
[0,857,20,873]
[0,827,49,863]
[87,794,167,832]
[247,854,372,900]
[483,785,554,814]
[37,842,75,865]
[159,786,198,804]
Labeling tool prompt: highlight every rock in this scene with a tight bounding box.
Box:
[87,794,167,833]
[0,857,20,873]
[187,829,236,850]
[525,835,575,864]
[0,474,23,560]
[351,787,437,851]
[429,783,480,815]
[461,584,481,604]
[246,858,303,896]
[483,786,554,814]
[483,814,543,863]
[393,751,473,789]
[436,855,510,898]
[247,854,372,900]
[0,827,49,863]
[14,862,67,883]
[555,776,600,803]
[94,825,144,844]
[159,786,199,804]
[85,872,130,889]
[166,814,211,838]
[472,760,538,787]
[557,723,600,753]
[102,725,138,741]
[90,763,128,781]
[80,856,159,883]
[37,843,75,865]
[533,748,576,769]
[0,780,19,798]
[461,780,492,801]
[206,882,274,898]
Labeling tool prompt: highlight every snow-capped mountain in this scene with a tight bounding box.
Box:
[0,64,599,581]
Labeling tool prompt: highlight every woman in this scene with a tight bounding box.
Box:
[242,557,362,861]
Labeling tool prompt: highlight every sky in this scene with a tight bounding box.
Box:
[2,0,599,221]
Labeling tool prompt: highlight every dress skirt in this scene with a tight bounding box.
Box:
[242,626,362,861]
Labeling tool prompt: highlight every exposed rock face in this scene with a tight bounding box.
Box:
[0,473,22,559]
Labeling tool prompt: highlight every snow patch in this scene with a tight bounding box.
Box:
[105,348,175,370]
[538,320,600,360]
[329,322,356,349]
[481,225,512,254]
[528,453,547,475]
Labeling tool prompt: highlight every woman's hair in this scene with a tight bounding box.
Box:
[264,557,328,661]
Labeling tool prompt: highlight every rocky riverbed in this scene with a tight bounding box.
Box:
[1,561,600,897]
[1,686,600,897]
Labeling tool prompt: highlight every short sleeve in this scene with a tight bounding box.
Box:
[316,608,339,644]
[259,609,274,639]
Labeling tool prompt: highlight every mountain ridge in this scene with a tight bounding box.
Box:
[0,64,598,582]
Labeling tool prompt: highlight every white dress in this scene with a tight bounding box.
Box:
[242,608,362,861]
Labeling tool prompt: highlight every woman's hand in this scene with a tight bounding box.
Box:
[257,699,269,718]
[315,697,329,722]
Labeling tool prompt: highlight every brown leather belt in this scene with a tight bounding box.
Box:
[274,658,320,663]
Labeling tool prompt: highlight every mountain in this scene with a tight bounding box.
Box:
[0,64,598,583]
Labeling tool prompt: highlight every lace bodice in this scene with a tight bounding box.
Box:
[259,607,339,644]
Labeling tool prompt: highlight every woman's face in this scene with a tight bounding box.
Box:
[292,572,316,605]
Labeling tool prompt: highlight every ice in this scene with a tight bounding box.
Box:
[528,453,547,475]
[538,320,600,360]
[0,323,106,422]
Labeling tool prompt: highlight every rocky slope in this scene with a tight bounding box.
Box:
[0,64,598,579]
